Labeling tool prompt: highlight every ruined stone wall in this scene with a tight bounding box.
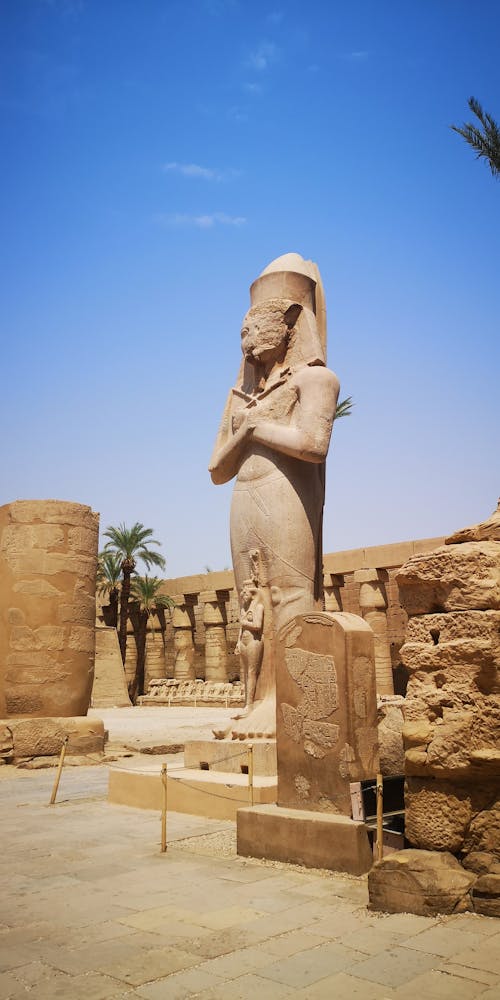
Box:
[0,500,99,718]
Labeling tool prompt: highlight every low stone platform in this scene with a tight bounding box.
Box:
[184,738,276,776]
[108,759,277,821]
[0,716,105,764]
[237,803,374,876]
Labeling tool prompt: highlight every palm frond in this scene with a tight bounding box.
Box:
[335,396,354,420]
[96,550,122,595]
[451,97,500,177]
[130,575,175,614]
[103,521,166,570]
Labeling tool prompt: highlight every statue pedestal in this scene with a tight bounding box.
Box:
[237,804,373,875]
[236,611,379,875]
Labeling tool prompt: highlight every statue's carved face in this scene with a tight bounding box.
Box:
[241,580,257,606]
[241,302,288,366]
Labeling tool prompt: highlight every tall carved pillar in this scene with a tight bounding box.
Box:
[354,568,394,695]
[0,499,99,717]
[172,597,195,681]
[323,572,344,612]
[202,591,228,683]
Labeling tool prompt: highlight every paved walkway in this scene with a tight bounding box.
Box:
[1,765,500,999]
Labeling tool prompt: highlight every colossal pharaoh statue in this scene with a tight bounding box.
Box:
[209,254,339,738]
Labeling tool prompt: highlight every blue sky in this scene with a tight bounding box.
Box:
[1,0,499,578]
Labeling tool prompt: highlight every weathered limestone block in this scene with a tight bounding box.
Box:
[377,695,405,775]
[405,777,498,853]
[447,499,500,545]
[369,850,476,916]
[402,610,500,679]
[0,723,14,762]
[472,874,500,917]
[0,500,99,717]
[396,541,500,615]
[8,716,105,758]
[276,611,378,816]
[463,799,500,859]
[463,852,500,875]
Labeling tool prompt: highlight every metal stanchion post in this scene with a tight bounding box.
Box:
[248,744,254,806]
[161,762,167,853]
[376,772,384,862]
[49,736,69,805]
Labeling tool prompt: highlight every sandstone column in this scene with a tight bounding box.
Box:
[202,591,228,683]
[354,568,394,695]
[172,597,195,681]
[0,500,99,717]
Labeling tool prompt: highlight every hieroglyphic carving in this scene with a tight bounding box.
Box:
[294,774,311,799]
[339,742,356,779]
[281,647,340,758]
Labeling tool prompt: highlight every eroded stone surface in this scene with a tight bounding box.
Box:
[393,506,500,906]
[368,849,476,916]
[396,541,500,615]
[377,695,405,775]
[472,873,500,917]
[276,611,378,815]
[0,500,99,717]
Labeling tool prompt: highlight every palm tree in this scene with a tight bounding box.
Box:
[103,523,166,666]
[451,97,500,178]
[128,576,175,703]
[335,396,354,420]
[96,550,122,628]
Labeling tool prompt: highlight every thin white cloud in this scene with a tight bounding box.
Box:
[156,212,247,229]
[227,106,248,123]
[267,10,284,25]
[163,162,239,182]
[342,50,369,60]
[243,82,263,96]
[247,40,279,72]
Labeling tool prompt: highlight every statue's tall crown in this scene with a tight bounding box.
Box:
[250,252,327,361]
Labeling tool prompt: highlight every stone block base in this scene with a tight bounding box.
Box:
[108,762,277,822]
[0,717,105,762]
[368,849,477,916]
[237,803,373,875]
[183,739,276,776]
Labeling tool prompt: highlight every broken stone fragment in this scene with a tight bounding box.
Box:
[396,541,500,615]
[368,849,476,916]
[472,873,500,917]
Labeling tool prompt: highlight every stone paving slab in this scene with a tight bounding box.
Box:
[0,764,499,999]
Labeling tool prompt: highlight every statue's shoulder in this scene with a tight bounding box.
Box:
[293,364,340,396]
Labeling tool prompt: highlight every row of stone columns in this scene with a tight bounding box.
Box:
[171,591,229,683]
[324,569,394,695]
[168,570,394,693]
